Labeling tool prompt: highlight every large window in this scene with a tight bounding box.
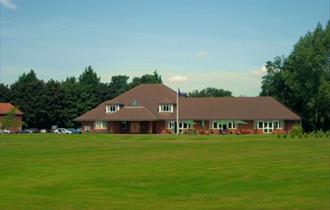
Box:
[106,105,120,113]
[211,120,237,130]
[159,104,173,112]
[257,120,282,133]
[95,121,107,129]
[167,121,191,133]
[178,121,191,133]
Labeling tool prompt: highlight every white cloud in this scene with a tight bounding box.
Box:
[168,75,188,82]
[0,0,17,10]
[251,66,267,76]
[197,51,208,57]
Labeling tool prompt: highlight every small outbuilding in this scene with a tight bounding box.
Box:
[0,103,24,133]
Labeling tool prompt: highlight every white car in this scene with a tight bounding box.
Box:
[0,129,11,134]
[53,128,72,134]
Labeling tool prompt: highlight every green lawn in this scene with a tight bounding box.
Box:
[0,134,329,210]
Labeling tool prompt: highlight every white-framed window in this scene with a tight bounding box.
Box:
[159,104,173,112]
[106,105,120,113]
[179,122,189,129]
[94,121,107,129]
[211,120,237,130]
[274,120,282,129]
[257,120,283,133]
[167,121,175,130]
[178,121,191,133]
[83,125,91,132]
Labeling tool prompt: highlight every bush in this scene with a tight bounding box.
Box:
[283,134,287,138]
[304,133,308,138]
[298,134,302,138]
[187,129,197,135]
[277,134,281,138]
[291,134,295,138]
[316,130,324,138]
[325,131,330,138]
[291,124,304,136]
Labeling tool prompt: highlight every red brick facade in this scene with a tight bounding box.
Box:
[0,115,23,133]
[81,119,298,134]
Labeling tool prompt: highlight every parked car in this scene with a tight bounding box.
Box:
[40,129,47,133]
[20,129,33,134]
[67,128,82,134]
[0,129,11,134]
[30,128,40,133]
[54,128,72,134]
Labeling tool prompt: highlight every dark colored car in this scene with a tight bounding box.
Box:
[20,129,33,134]
[30,128,40,133]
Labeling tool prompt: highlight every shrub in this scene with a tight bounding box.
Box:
[187,129,197,135]
[283,134,287,138]
[304,133,308,138]
[277,134,281,138]
[325,131,330,138]
[291,134,295,138]
[291,124,304,136]
[316,130,324,138]
[298,134,302,138]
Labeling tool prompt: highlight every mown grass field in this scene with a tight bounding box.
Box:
[0,134,329,210]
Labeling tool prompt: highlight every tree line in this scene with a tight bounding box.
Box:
[0,67,231,129]
[0,68,163,128]
[260,21,330,131]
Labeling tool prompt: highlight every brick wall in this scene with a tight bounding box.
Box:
[80,120,299,134]
[0,114,23,133]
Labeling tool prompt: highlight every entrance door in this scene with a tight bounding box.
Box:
[130,122,140,133]
[263,121,274,133]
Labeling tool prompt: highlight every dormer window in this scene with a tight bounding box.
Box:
[159,104,173,113]
[106,105,120,113]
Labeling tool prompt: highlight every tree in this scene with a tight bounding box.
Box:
[260,21,330,131]
[0,107,22,130]
[108,75,129,98]
[129,71,162,88]
[61,77,81,127]
[38,80,67,128]
[78,66,103,113]
[0,83,11,102]
[10,70,44,128]
[189,87,232,97]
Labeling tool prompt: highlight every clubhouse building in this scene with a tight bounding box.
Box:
[75,84,301,134]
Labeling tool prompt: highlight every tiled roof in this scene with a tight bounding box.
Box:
[75,84,300,121]
[0,103,24,115]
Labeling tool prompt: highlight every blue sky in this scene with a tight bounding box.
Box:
[0,0,329,95]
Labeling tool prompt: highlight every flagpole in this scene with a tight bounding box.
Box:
[176,88,179,135]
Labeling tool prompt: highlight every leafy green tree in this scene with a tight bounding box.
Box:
[129,71,162,88]
[260,21,330,131]
[108,75,129,98]
[78,66,103,112]
[0,83,11,102]
[10,70,44,128]
[61,77,81,127]
[38,80,67,128]
[189,87,232,97]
